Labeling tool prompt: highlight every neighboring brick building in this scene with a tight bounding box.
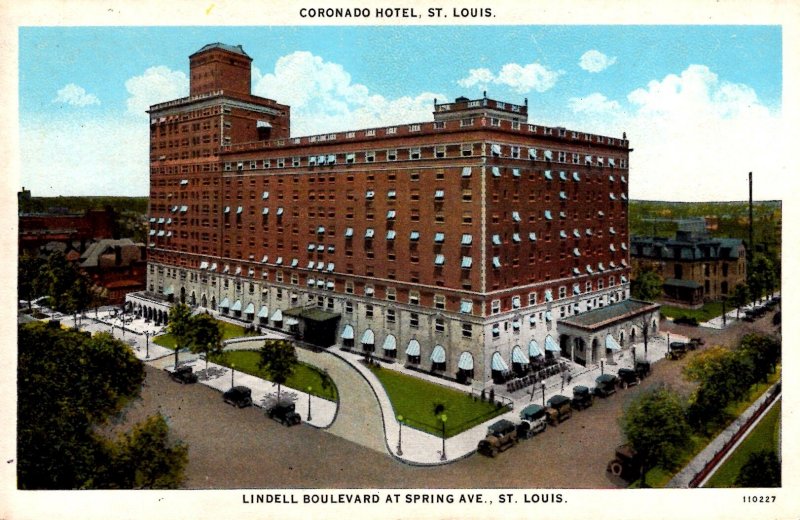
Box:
[129,43,646,388]
[80,239,147,305]
[19,207,116,256]
[630,230,746,307]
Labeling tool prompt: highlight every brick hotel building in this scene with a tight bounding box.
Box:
[129,43,659,388]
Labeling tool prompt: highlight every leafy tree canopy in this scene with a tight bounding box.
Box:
[632,268,663,302]
[258,339,298,400]
[736,450,780,487]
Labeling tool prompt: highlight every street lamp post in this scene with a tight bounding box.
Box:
[440,414,447,461]
[396,415,404,456]
[601,359,605,375]
[541,382,546,407]
[722,299,727,326]
[231,363,236,388]
[145,331,150,359]
[307,386,313,421]
[667,332,671,357]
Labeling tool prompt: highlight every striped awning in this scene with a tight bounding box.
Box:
[491,352,509,372]
[244,303,255,314]
[361,329,375,345]
[382,334,397,351]
[219,297,230,308]
[257,305,269,318]
[286,318,300,326]
[430,345,446,363]
[511,346,530,364]
[231,300,242,312]
[406,339,421,356]
[605,334,622,351]
[271,309,283,321]
[529,340,542,358]
[458,352,474,370]
[163,286,174,296]
[545,335,559,352]
[341,324,354,340]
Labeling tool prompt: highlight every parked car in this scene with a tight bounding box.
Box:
[688,337,705,350]
[572,385,593,410]
[267,401,302,426]
[223,386,253,408]
[667,342,688,360]
[617,368,640,389]
[743,310,756,322]
[634,360,651,379]
[518,404,548,438]
[477,419,519,457]
[545,394,572,424]
[607,444,643,481]
[168,365,198,384]
[594,374,618,397]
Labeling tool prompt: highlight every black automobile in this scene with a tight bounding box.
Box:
[667,342,688,359]
[594,374,618,397]
[617,368,640,388]
[168,365,198,384]
[223,386,253,408]
[267,401,302,426]
[634,360,651,379]
[572,385,593,410]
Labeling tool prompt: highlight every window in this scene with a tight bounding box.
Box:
[461,144,473,157]
[365,304,374,318]
[345,281,354,294]
[434,294,445,310]
[345,301,353,314]
[512,296,521,309]
[386,309,396,324]
[510,146,520,159]
[409,291,420,305]
[462,189,472,202]
[528,292,537,306]
[365,151,375,162]
[410,313,419,328]
[558,286,567,299]
[491,300,501,315]
[409,148,421,160]
[461,323,472,338]
[434,318,445,334]
[435,145,446,158]
[387,287,396,301]
[387,149,398,161]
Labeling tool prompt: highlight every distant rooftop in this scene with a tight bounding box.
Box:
[561,299,659,331]
[191,43,250,58]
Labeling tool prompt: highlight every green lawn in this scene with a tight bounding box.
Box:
[660,301,725,322]
[630,369,781,488]
[152,320,247,350]
[369,367,507,439]
[705,400,781,487]
[209,350,338,402]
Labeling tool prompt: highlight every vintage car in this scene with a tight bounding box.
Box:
[617,368,641,389]
[168,365,198,384]
[223,386,253,408]
[688,337,706,350]
[518,404,548,438]
[594,374,618,397]
[572,385,593,410]
[477,419,519,457]
[267,401,302,426]
[545,394,572,425]
[634,360,651,379]
[667,342,689,360]
[607,444,643,481]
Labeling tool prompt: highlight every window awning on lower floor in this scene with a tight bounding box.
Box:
[219,297,230,309]
[271,309,283,321]
[545,335,559,352]
[605,334,622,351]
[257,305,269,318]
[529,340,542,358]
[491,352,509,371]
[458,352,474,370]
[430,345,446,363]
[382,334,397,351]
[341,324,354,340]
[231,300,242,312]
[163,286,174,296]
[361,329,375,345]
[286,317,300,326]
[244,302,255,314]
[406,339,420,356]
[512,345,530,364]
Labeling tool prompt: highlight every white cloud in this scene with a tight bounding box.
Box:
[579,50,617,73]
[52,83,100,107]
[124,66,189,117]
[253,51,444,136]
[564,65,784,201]
[456,62,563,94]
[568,93,621,114]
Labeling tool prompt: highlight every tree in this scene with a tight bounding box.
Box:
[257,339,298,401]
[104,414,189,489]
[17,322,189,489]
[735,450,780,487]
[639,311,657,356]
[738,334,780,383]
[748,253,776,305]
[167,303,193,369]
[189,313,224,369]
[18,252,45,310]
[621,386,691,487]
[731,283,750,320]
[632,268,663,302]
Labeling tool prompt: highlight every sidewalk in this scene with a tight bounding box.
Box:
[666,382,781,488]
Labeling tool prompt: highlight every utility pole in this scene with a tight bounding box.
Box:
[748,172,754,261]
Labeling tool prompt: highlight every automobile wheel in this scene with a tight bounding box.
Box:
[609,460,624,476]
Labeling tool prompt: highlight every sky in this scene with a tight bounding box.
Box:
[18,25,784,201]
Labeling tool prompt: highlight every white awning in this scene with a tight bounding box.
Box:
[560,231,568,239]
[461,257,473,269]
[512,233,521,243]
[316,261,324,270]
[199,261,209,269]
[209,262,217,271]
[326,262,335,272]
[560,171,568,181]
[365,228,375,239]
[529,232,537,241]
[544,210,553,220]
[492,166,501,177]
[257,305,269,318]
[544,150,553,160]
[492,234,502,245]
[317,226,326,234]
[434,254,445,266]
[341,324,354,340]
[345,227,354,238]
[512,211,521,222]
[545,311,553,322]
[460,300,473,313]
[545,335,559,352]
[621,275,628,283]
[361,329,375,345]
[461,233,473,245]
[511,346,528,364]
[573,248,581,257]
[219,297,230,309]
[244,302,255,314]
[529,340,543,358]
[573,229,581,238]
[544,171,553,180]
[275,257,283,265]
[512,168,521,178]
[573,284,581,295]
[286,317,300,326]
[262,191,269,199]
[491,352,509,371]
[573,172,581,181]
[163,286,174,296]
[257,120,271,128]
[326,280,334,289]
[365,286,374,296]
[271,309,283,321]
[458,352,474,370]
[462,166,472,177]
[434,232,445,243]
[434,189,445,199]
[492,257,501,269]
[235,266,242,275]
[406,339,421,356]
[409,231,420,241]
[383,334,397,351]
[491,144,502,156]
[528,148,537,159]
[386,230,396,240]
[307,261,315,269]
[224,206,231,214]
[316,279,325,288]
[231,300,242,312]
[262,208,269,215]
[545,289,553,302]
[277,208,284,216]
[430,345,446,363]
[605,334,622,351]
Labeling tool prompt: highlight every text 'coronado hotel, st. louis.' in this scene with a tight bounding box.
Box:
[128,43,660,390]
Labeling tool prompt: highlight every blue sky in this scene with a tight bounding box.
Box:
[19,25,784,200]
